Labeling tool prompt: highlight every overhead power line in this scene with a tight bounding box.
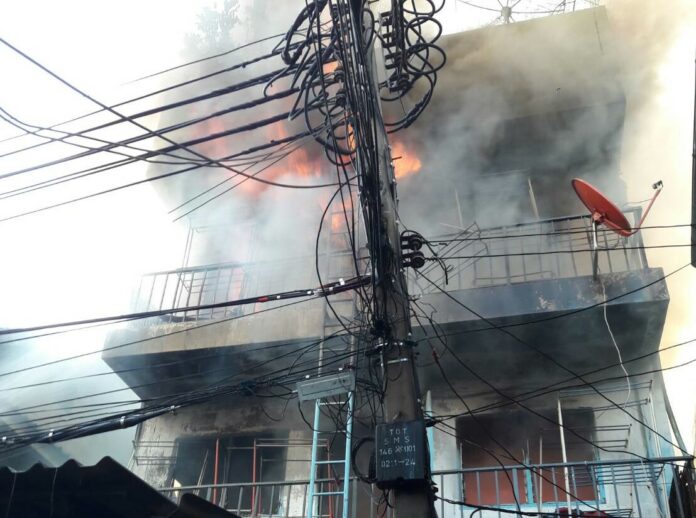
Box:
[0,296,327,379]
[432,336,696,421]
[415,267,691,457]
[412,298,674,471]
[425,223,693,242]
[427,243,694,260]
[0,275,369,336]
[0,38,335,220]
[0,329,362,448]
[431,262,691,336]
[125,31,286,83]
[0,328,358,421]
[0,34,292,158]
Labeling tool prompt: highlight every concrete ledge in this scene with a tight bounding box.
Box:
[103,299,325,359]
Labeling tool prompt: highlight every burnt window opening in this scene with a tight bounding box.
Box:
[456,409,599,506]
[171,434,289,514]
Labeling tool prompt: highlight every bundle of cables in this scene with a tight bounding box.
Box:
[376,0,446,132]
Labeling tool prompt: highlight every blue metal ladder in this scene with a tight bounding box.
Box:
[306,393,354,518]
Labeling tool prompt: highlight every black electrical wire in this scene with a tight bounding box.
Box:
[126,31,286,83]
[412,301,611,514]
[0,101,325,195]
[0,39,304,164]
[0,328,359,420]
[0,47,351,226]
[0,275,369,337]
[415,268,691,457]
[0,107,198,170]
[0,81,323,201]
[0,138,343,225]
[170,135,349,221]
[425,223,694,242]
[0,331,364,440]
[0,332,364,437]
[435,494,608,517]
[15,344,364,448]
[428,243,694,260]
[409,299,679,501]
[165,137,311,214]
[310,20,371,341]
[433,335,696,422]
[0,37,344,222]
[0,326,359,394]
[0,32,290,147]
[0,293,328,380]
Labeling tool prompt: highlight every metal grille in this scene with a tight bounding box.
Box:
[130,256,315,327]
[414,208,647,293]
[157,457,692,518]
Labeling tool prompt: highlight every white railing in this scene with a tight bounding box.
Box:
[413,208,647,293]
[157,456,693,518]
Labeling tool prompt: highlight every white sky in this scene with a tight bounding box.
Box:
[0,0,694,463]
[0,1,209,326]
[0,0,219,465]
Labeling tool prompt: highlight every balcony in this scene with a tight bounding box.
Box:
[154,457,694,518]
[104,208,668,399]
[129,256,317,328]
[409,208,669,395]
[413,207,647,293]
[102,256,332,399]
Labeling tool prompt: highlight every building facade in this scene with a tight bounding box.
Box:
[102,7,693,517]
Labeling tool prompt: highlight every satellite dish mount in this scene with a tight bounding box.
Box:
[571,178,663,280]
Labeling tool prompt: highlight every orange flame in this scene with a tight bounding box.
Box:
[330,212,344,232]
[225,121,326,198]
[323,60,338,75]
[391,140,421,179]
[269,122,323,178]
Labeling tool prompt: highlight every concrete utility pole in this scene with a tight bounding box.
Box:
[373,135,436,518]
[346,1,436,516]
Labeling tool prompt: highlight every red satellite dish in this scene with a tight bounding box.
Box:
[571,178,663,279]
[572,179,632,237]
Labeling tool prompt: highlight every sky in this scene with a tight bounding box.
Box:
[0,0,694,465]
[0,0,217,466]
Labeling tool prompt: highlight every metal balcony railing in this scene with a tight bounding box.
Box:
[413,208,648,293]
[132,209,651,327]
[130,256,316,327]
[156,456,693,518]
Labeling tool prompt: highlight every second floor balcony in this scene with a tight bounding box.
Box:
[103,208,668,400]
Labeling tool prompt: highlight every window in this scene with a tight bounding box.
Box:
[456,409,598,506]
[172,434,288,514]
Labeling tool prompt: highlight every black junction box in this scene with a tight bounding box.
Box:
[375,419,427,489]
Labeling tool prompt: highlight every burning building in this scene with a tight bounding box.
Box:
[99,5,693,518]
